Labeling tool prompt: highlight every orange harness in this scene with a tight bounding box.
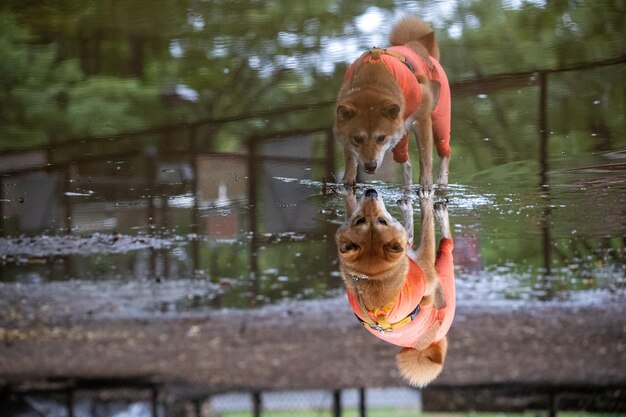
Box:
[344,47,452,163]
[346,238,455,349]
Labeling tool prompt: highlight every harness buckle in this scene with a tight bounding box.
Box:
[369,47,384,60]
[369,323,392,334]
[351,274,369,282]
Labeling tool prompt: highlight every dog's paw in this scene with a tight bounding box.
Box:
[418,187,433,200]
[434,202,447,223]
[397,197,413,209]
[434,201,447,212]
[434,200,451,239]
[418,175,433,199]
[339,184,356,196]
[341,174,357,188]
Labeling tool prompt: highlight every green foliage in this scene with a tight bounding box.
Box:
[66,77,162,136]
[434,0,625,193]
[0,12,74,147]
[2,0,623,154]
[0,10,172,149]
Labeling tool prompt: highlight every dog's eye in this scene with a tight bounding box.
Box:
[353,136,364,144]
[340,242,358,253]
[377,217,387,225]
[355,217,366,225]
[376,135,386,144]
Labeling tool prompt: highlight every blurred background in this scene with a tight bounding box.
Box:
[0,0,624,416]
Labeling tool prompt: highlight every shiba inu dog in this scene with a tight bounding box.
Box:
[336,189,455,387]
[333,17,451,195]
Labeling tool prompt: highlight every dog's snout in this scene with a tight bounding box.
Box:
[364,161,377,173]
[364,189,378,199]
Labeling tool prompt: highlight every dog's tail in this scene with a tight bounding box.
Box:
[395,337,447,387]
[390,16,440,60]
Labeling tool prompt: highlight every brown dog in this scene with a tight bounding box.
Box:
[333,17,451,195]
[336,190,455,386]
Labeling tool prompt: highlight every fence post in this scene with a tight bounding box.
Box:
[548,392,557,417]
[538,71,553,281]
[325,127,336,182]
[252,391,262,417]
[151,387,159,417]
[538,71,549,187]
[359,388,366,417]
[247,137,261,307]
[66,388,74,417]
[332,390,342,417]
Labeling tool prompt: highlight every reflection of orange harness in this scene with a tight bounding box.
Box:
[346,238,455,348]
[344,47,451,163]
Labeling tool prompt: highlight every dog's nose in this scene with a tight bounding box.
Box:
[364,189,378,199]
[364,161,377,173]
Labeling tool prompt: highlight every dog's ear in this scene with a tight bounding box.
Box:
[382,104,401,120]
[336,105,356,121]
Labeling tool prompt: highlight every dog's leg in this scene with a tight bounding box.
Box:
[400,155,414,247]
[412,116,434,198]
[342,187,357,220]
[398,197,414,249]
[342,146,358,187]
[401,160,412,191]
[416,195,445,308]
[401,117,415,190]
[436,156,450,189]
[416,195,435,271]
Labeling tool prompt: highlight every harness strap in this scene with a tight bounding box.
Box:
[353,290,420,333]
[362,47,415,73]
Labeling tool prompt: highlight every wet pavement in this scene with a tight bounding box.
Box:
[0,295,624,391]
[0,0,625,409]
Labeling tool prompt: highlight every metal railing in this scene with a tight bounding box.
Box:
[3,381,625,416]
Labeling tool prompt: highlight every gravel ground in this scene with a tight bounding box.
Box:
[0,288,624,392]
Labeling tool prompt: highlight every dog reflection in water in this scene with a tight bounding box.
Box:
[336,188,455,387]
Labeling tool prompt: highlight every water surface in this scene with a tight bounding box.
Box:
[0,0,624,315]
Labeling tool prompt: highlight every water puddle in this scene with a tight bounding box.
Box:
[1,147,624,317]
[0,0,624,321]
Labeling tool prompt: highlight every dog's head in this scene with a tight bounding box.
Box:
[334,89,406,174]
[335,189,408,279]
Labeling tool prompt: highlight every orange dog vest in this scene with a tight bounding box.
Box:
[344,46,451,163]
[346,238,455,349]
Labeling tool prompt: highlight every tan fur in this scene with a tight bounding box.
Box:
[336,191,409,309]
[334,16,449,193]
[336,190,447,386]
[390,16,440,61]
[396,337,448,387]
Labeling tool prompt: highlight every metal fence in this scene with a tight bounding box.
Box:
[3,383,626,417]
